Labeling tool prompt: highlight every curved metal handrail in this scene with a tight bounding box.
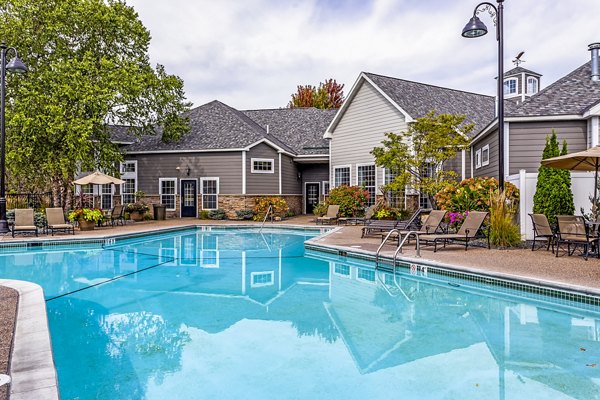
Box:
[375,228,401,268]
[393,231,421,267]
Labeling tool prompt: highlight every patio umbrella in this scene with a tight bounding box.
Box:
[541,145,600,215]
[73,171,125,208]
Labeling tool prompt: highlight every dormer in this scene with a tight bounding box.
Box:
[503,67,542,104]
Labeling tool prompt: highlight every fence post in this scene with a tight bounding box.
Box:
[519,169,528,239]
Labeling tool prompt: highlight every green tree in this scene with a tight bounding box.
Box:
[533,130,574,224]
[0,0,191,208]
[371,111,473,208]
[288,79,344,109]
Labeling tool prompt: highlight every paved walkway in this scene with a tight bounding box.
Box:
[2,215,599,293]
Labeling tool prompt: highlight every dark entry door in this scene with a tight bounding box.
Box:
[305,183,320,214]
[180,180,197,217]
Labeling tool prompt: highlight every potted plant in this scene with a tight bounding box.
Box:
[125,202,150,221]
[68,208,104,231]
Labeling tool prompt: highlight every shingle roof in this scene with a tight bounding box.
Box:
[504,66,542,78]
[363,72,495,136]
[508,61,600,117]
[243,108,336,155]
[121,100,295,153]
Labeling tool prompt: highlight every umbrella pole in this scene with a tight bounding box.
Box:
[595,165,599,220]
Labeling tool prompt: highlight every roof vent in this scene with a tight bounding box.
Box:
[589,43,600,82]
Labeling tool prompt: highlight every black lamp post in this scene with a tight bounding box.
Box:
[0,41,27,233]
[462,0,505,191]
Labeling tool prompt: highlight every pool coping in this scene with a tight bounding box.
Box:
[0,280,58,400]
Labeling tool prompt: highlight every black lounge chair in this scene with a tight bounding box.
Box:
[361,208,425,238]
[109,204,125,226]
[383,209,448,245]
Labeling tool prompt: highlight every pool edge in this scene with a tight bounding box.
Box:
[0,279,59,400]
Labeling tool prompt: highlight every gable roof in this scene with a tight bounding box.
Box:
[243,108,336,156]
[504,66,542,78]
[508,61,600,117]
[122,100,295,154]
[329,72,495,137]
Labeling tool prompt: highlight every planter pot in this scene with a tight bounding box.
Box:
[130,211,143,222]
[79,219,96,231]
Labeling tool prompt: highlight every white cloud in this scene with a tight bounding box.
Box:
[127,0,600,110]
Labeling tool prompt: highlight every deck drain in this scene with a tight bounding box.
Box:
[0,374,11,387]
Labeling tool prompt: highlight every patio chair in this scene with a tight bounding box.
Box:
[419,211,489,252]
[316,205,340,225]
[555,215,595,260]
[109,204,125,226]
[338,205,376,225]
[12,208,39,237]
[529,213,555,252]
[361,208,425,238]
[45,207,75,236]
[383,209,448,245]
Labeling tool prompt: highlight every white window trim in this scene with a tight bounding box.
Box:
[527,77,538,94]
[356,267,376,285]
[333,263,351,278]
[322,181,330,195]
[355,163,376,186]
[200,177,220,210]
[481,144,490,167]
[251,158,274,174]
[159,178,178,211]
[120,160,138,205]
[333,165,351,187]
[250,271,274,287]
[504,78,518,95]
[475,149,482,169]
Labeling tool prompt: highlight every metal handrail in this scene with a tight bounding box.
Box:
[375,228,400,268]
[393,231,421,267]
[259,204,273,233]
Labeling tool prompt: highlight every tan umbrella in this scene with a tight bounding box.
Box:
[541,145,600,212]
[73,171,125,208]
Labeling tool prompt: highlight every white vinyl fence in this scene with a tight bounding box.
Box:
[507,170,597,240]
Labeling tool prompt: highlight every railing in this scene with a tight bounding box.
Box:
[375,229,400,268]
[7,192,53,211]
[259,204,273,233]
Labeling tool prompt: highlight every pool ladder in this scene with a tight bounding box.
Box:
[375,230,421,270]
[259,204,273,233]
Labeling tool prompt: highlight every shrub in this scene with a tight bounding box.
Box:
[312,202,328,216]
[533,131,574,225]
[327,185,369,217]
[253,197,289,221]
[199,210,210,219]
[235,209,254,220]
[208,209,226,220]
[68,208,104,223]
[435,177,519,213]
[488,190,521,247]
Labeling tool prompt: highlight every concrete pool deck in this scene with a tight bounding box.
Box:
[2,215,600,399]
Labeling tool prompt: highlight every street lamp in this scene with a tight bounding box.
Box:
[0,41,27,234]
[462,0,505,191]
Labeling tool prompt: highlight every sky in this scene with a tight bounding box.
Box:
[127,0,600,110]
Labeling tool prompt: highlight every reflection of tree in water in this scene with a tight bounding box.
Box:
[48,297,190,399]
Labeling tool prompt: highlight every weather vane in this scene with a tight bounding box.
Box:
[512,51,525,67]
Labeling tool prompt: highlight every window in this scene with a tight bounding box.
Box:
[357,164,376,206]
[251,158,274,173]
[100,184,112,210]
[201,235,219,268]
[322,181,330,196]
[357,268,375,283]
[334,263,350,277]
[527,77,538,94]
[503,78,517,95]
[81,184,94,208]
[419,163,435,209]
[201,178,219,210]
[159,178,177,210]
[384,168,404,208]
[120,160,137,205]
[334,166,350,187]
[481,145,490,167]
[475,149,482,169]
[251,271,274,287]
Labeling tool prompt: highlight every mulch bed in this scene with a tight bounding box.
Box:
[0,286,18,400]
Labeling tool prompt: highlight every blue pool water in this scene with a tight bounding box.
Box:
[1,227,600,399]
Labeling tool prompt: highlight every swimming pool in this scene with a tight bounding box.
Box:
[1,227,600,399]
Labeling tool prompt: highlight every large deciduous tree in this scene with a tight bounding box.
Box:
[0,0,191,208]
[288,79,344,109]
[371,111,473,208]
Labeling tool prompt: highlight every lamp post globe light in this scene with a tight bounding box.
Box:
[462,0,505,191]
[0,41,27,234]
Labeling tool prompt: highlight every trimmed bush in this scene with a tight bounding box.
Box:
[253,197,289,221]
[435,177,519,213]
[208,209,226,220]
[312,202,328,216]
[235,209,254,220]
[327,185,369,217]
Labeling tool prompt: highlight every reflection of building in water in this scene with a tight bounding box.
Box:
[324,260,600,396]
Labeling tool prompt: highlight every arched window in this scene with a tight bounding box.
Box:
[527,77,538,94]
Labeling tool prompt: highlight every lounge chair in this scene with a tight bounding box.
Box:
[45,208,75,236]
[529,213,555,252]
[555,215,595,260]
[419,211,489,252]
[12,208,39,237]
[109,204,125,226]
[383,209,448,245]
[361,208,424,238]
[316,205,340,225]
[338,205,376,225]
